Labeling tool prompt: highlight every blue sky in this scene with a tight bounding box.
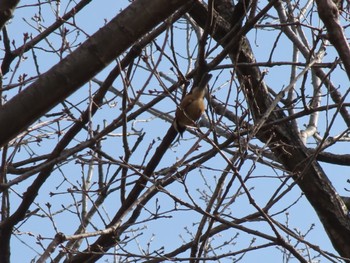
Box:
[3,1,349,262]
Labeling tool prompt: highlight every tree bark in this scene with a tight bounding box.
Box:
[0,0,189,147]
[189,0,350,259]
[0,1,190,262]
[0,0,20,31]
[316,0,350,80]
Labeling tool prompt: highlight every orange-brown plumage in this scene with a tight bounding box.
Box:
[174,74,212,136]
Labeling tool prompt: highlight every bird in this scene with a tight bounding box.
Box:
[174,73,212,136]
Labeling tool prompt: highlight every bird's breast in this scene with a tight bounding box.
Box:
[176,97,204,127]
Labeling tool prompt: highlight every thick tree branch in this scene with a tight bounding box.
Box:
[316,0,350,81]
[0,0,19,31]
[189,0,350,259]
[0,0,190,147]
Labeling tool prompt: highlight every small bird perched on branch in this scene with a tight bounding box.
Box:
[174,73,212,136]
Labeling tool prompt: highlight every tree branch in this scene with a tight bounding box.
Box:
[189,0,350,259]
[0,0,191,147]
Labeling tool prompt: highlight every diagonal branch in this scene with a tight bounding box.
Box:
[316,0,350,80]
[189,0,350,259]
[0,0,191,148]
[1,0,93,74]
[0,0,20,31]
